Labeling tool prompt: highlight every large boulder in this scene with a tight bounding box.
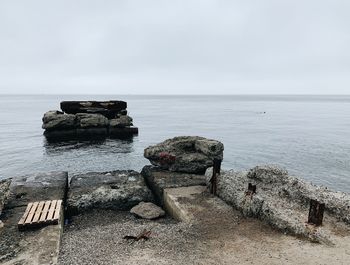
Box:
[144,136,224,174]
[67,170,154,215]
[5,172,68,209]
[42,111,76,131]
[0,179,11,215]
[76,113,109,128]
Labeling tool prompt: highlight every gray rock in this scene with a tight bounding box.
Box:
[144,136,224,174]
[141,165,206,204]
[0,179,11,215]
[109,115,133,128]
[76,113,109,128]
[130,202,165,219]
[6,171,68,209]
[67,170,154,215]
[205,165,350,244]
[42,110,76,131]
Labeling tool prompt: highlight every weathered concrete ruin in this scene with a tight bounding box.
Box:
[42,100,138,141]
[1,135,350,264]
[205,165,350,244]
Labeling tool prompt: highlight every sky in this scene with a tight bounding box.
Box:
[0,0,349,95]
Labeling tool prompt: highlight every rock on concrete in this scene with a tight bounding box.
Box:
[144,136,224,174]
[130,202,165,219]
[141,165,207,204]
[67,170,154,216]
[0,179,11,215]
[5,171,68,209]
[205,165,350,244]
[42,101,138,141]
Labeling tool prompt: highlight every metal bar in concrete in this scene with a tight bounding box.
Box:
[308,199,325,226]
[210,159,222,195]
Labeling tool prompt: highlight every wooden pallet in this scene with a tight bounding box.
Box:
[18,200,62,230]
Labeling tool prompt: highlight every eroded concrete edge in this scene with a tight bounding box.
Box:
[163,186,207,223]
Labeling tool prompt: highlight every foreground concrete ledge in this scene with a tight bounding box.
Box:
[1,171,67,265]
[205,165,350,244]
[1,206,64,265]
[141,166,206,204]
[67,170,154,216]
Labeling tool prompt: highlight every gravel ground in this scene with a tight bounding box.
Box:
[58,210,209,265]
[59,204,350,265]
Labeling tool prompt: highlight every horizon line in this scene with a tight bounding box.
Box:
[1,93,350,96]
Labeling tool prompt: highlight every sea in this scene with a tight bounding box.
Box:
[0,95,349,193]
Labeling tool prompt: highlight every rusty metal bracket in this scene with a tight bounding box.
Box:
[308,199,325,226]
[210,159,221,196]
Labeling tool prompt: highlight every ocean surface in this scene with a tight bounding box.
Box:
[0,95,349,193]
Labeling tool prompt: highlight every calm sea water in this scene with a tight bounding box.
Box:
[0,95,349,192]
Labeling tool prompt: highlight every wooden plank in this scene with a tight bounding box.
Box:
[18,202,34,227]
[52,200,62,223]
[24,201,39,224]
[39,201,51,223]
[46,200,57,222]
[32,201,45,223]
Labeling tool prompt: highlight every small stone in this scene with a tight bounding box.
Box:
[0,220,4,229]
[130,202,165,220]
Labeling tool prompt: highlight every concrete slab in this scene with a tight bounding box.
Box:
[6,172,68,209]
[141,166,206,204]
[67,170,154,216]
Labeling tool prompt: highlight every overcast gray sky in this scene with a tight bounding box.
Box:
[0,0,349,95]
